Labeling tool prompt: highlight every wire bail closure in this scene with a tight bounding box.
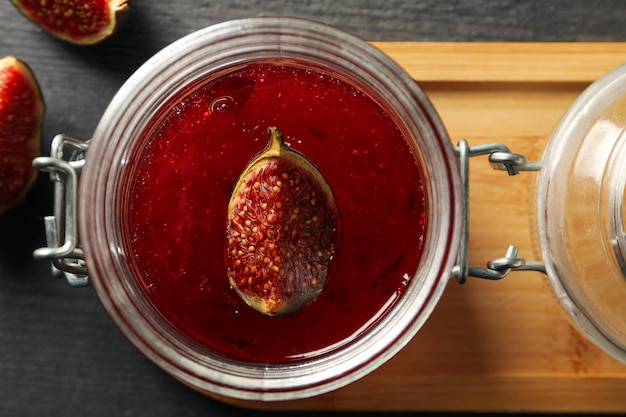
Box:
[32,134,89,287]
[451,139,546,284]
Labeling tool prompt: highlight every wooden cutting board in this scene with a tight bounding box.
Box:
[222,43,626,413]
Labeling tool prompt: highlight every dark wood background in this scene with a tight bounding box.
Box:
[1,1,626,416]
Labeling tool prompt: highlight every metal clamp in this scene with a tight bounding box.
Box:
[33,134,90,287]
[451,139,546,283]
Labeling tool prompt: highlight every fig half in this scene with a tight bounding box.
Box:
[0,56,44,215]
[12,0,129,45]
[225,127,340,316]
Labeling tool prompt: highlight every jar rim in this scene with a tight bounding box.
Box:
[79,17,462,400]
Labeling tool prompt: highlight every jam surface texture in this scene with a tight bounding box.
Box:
[124,62,428,364]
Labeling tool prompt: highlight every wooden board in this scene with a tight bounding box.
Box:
[222,43,626,413]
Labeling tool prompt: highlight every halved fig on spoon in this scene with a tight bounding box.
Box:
[225,127,340,316]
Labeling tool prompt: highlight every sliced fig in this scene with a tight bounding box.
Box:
[225,127,340,316]
[11,0,129,45]
[0,56,44,215]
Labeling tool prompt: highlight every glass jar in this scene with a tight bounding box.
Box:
[41,17,462,400]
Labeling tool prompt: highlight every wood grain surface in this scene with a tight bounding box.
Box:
[2,2,626,417]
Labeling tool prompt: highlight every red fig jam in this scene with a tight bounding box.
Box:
[123,62,428,364]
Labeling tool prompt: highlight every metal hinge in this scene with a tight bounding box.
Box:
[33,134,90,287]
[451,139,546,283]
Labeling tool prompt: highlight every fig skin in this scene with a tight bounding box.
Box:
[0,56,44,215]
[225,127,340,316]
[11,0,129,45]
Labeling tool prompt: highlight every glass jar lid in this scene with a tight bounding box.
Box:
[537,62,626,363]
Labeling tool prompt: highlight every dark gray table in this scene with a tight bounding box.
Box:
[2,1,626,416]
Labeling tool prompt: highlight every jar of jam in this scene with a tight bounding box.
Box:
[34,17,461,400]
[32,16,626,401]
